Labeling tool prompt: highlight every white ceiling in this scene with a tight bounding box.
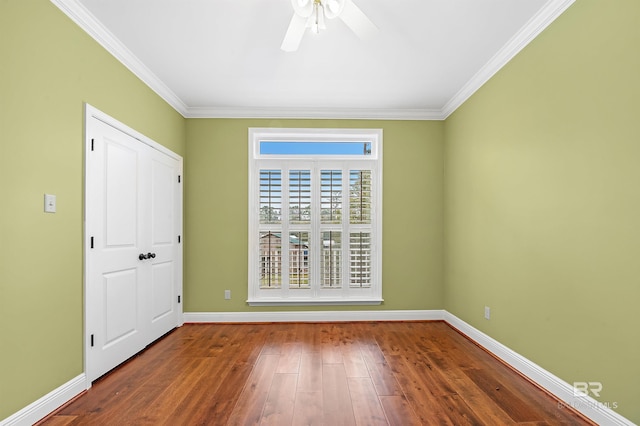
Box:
[53,0,574,119]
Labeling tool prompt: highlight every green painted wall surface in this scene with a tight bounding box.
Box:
[185,119,444,313]
[444,0,640,421]
[0,0,186,419]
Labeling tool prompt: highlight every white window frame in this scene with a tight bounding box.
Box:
[248,128,383,306]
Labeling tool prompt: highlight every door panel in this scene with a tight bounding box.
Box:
[151,261,174,321]
[105,141,139,247]
[103,269,139,346]
[151,158,174,245]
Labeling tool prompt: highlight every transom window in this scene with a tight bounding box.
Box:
[248,128,382,305]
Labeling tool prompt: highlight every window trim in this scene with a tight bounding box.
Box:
[248,128,383,306]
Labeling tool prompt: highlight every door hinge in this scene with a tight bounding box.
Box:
[90,236,94,249]
[90,334,94,347]
[178,175,181,183]
[178,295,181,304]
[178,235,181,243]
[90,138,94,151]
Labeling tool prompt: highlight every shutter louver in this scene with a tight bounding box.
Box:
[321,170,342,224]
[289,231,310,288]
[259,232,282,288]
[321,231,342,288]
[350,170,372,224]
[350,232,371,288]
[260,170,281,224]
[289,170,311,224]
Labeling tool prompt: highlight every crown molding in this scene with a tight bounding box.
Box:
[50,0,189,116]
[184,106,445,120]
[51,0,574,121]
[441,0,576,119]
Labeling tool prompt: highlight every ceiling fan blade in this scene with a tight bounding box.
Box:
[281,14,308,52]
[339,0,377,40]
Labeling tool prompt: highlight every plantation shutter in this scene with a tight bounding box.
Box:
[249,128,382,305]
[289,170,311,289]
[349,170,372,288]
[259,170,282,288]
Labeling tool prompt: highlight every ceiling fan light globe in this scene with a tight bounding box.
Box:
[292,0,313,18]
[324,0,345,19]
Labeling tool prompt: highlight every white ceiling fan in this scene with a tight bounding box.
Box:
[281,0,378,52]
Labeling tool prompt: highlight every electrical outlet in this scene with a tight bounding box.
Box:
[224,290,231,300]
[484,306,491,320]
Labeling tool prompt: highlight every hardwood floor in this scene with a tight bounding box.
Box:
[39,322,593,425]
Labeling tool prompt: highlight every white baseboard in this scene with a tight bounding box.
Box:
[0,374,87,426]
[443,312,635,426]
[184,309,445,323]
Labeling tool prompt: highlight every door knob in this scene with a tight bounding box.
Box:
[148,252,156,259]
[139,253,148,260]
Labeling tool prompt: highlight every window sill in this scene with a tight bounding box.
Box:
[247,298,384,307]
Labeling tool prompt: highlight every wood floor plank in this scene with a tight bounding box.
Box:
[192,360,255,424]
[321,340,344,364]
[154,358,229,425]
[141,357,218,421]
[227,354,281,425]
[348,377,388,426]
[464,367,544,423]
[439,393,487,425]
[387,354,457,426]
[261,325,290,355]
[322,364,356,425]
[355,325,387,366]
[364,360,403,396]
[260,373,298,425]
[439,368,516,424]
[292,391,324,425]
[296,323,323,353]
[379,395,422,426]
[342,343,369,378]
[36,416,77,426]
[297,352,323,392]
[277,342,302,374]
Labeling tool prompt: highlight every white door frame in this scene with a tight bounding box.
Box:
[83,103,183,387]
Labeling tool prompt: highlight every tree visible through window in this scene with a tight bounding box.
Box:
[248,129,382,305]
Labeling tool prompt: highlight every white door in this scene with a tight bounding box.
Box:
[147,148,182,342]
[85,107,182,382]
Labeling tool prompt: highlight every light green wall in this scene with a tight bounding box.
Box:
[444,0,640,422]
[0,0,186,419]
[185,119,444,312]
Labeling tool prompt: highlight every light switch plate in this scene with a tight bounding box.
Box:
[44,194,56,213]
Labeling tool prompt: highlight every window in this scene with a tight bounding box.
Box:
[248,128,382,305]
